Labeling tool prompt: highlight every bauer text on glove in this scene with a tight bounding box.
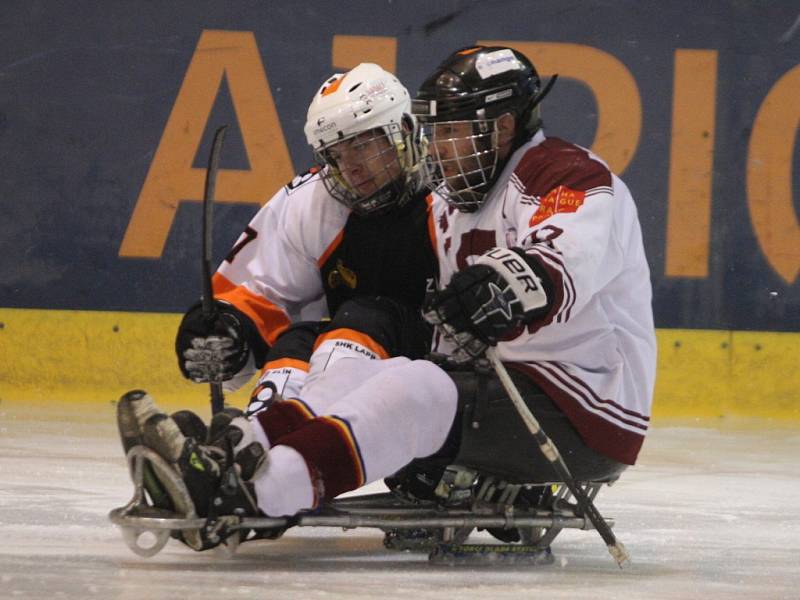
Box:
[424,247,552,347]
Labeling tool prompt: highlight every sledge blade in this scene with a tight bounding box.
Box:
[429,542,555,566]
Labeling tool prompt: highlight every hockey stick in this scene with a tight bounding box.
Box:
[202,124,229,415]
[484,347,630,567]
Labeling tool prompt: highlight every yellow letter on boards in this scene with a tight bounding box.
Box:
[665,49,718,278]
[332,35,398,73]
[479,40,642,176]
[747,64,800,284]
[120,30,293,258]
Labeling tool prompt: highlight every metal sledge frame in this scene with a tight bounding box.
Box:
[109,445,617,563]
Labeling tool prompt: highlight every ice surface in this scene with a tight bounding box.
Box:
[1,402,799,599]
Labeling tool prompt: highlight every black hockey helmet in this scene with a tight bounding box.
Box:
[414,46,556,211]
[416,46,548,136]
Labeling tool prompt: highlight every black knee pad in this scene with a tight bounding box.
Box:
[264,321,325,364]
[325,296,432,359]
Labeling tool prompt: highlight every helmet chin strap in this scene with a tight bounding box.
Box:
[353,174,411,217]
[531,74,559,111]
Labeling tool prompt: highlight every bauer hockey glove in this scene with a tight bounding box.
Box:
[424,247,551,360]
[175,300,257,383]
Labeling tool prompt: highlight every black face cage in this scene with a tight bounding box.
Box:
[315,125,415,217]
[423,118,501,213]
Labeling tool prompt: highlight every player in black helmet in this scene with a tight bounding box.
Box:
[411,45,655,497]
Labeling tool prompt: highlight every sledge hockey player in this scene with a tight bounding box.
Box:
[118,47,656,554]
[116,63,458,550]
[406,45,656,489]
[174,61,438,411]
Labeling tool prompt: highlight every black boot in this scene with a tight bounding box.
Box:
[124,396,266,551]
[116,390,173,511]
[170,409,209,442]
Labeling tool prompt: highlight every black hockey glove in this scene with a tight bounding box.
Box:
[424,247,551,361]
[175,301,255,383]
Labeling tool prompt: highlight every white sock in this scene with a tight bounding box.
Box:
[253,445,315,517]
[250,416,271,449]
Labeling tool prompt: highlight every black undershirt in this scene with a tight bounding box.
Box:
[319,191,439,317]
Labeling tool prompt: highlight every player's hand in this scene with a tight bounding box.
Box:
[423,247,550,359]
[175,301,251,383]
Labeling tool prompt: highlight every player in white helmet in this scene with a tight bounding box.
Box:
[305,63,428,216]
[119,65,459,550]
[174,62,438,402]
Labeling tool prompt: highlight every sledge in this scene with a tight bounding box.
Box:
[110,128,628,566]
[109,443,618,565]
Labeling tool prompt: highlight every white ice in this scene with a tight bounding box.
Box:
[1,402,799,600]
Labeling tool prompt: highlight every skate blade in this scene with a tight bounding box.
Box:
[121,445,204,550]
[429,543,555,566]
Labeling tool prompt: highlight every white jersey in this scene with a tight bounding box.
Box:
[213,168,438,349]
[213,169,344,346]
[430,131,656,464]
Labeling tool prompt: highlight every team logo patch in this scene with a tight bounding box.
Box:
[529,185,586,226]
[475,49,522,79]
[327,259,357,289]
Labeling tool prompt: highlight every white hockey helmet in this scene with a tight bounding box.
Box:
[304,63,428,216]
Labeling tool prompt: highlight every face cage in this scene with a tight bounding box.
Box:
[316,125,413,217]
[425,119,500,212]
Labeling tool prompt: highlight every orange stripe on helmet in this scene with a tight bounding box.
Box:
[457,47,482,55]
[321,75,346,97]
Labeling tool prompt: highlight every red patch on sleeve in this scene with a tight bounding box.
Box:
[529,185,586,227]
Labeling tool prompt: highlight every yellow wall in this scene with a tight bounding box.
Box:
[1,307,797,420]
[655,329,799,420]
[0,308,252,415]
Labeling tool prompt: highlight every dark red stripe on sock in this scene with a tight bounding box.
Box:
[254,398,315,443]
[275,416,365,500]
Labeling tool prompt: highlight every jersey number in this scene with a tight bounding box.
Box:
[284,166,320,194]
